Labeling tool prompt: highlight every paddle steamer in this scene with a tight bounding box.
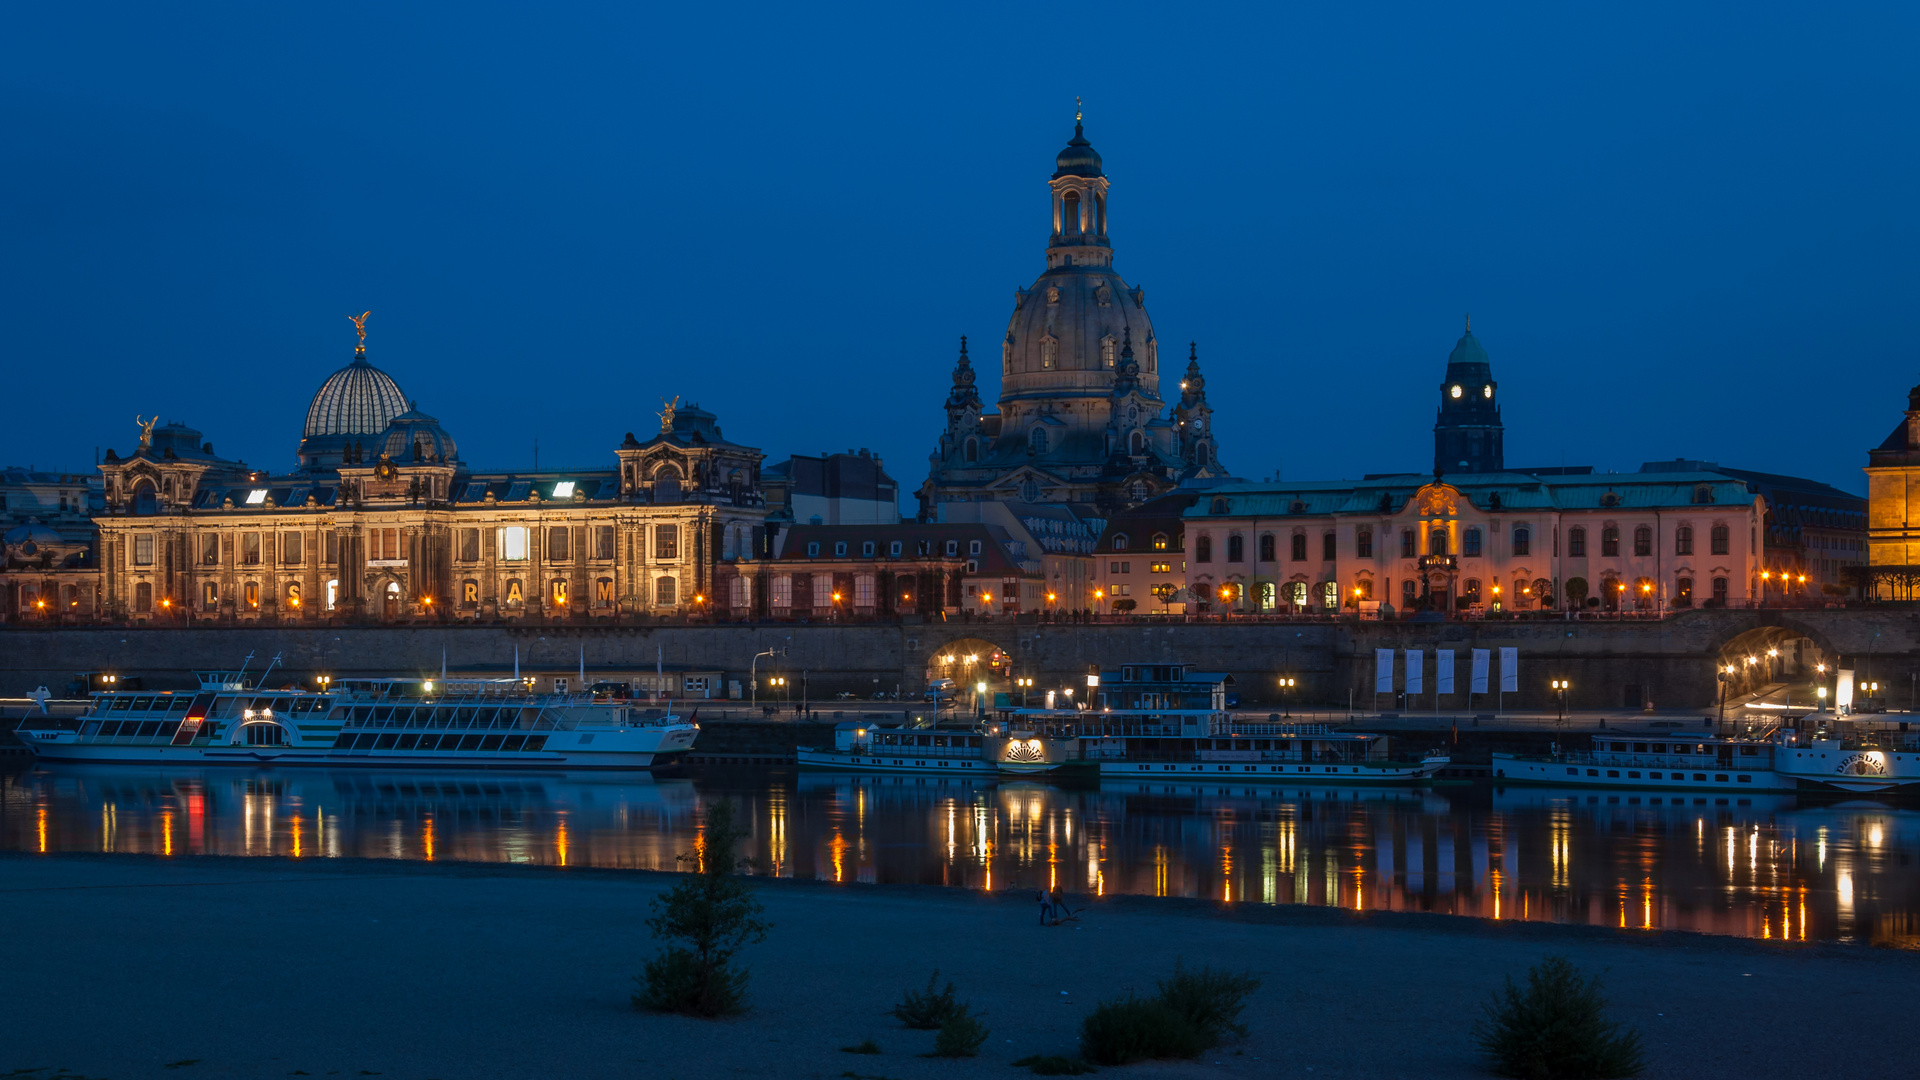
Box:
[14,666,698,770]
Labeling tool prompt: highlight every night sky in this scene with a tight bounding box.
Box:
[4,3,1914,500]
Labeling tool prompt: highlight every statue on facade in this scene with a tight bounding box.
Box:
[347,311,370,345]
[659,395,680,434]
[134,415,157,449]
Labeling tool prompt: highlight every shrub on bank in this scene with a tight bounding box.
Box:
[891,970,963,1029]
[1013,1053,1099,1074]
[631,799,770,1017]
[1472,955,1644,1079]
[1079,960,1261,1065]
[930,1007,991,1057]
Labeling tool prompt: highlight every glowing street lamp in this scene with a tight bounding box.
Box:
[1550,678,1571,722]
[1278,675,1296,718]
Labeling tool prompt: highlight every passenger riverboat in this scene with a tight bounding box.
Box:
[1493,717,1920,794]
[1492,729,1792,792]
[798,663,1446,784]
[13,667,699,770]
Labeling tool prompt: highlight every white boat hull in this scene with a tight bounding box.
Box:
[1100,757,1447,784]
[1492,753,1794,792]
[795,748,999,775]
[17,725,698,771]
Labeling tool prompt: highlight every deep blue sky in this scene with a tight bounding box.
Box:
[4,3,1915,499]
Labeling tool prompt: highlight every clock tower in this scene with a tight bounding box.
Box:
[1433,320,1504,476]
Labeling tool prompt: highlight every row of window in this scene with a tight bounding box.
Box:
[1107,561,1177,574]
[333,731,550,752]
[127,523,711,571]
[805,537,978,559]
[1570,767,1752,783]
[128,574,689,614]
[1186,523,1734,564]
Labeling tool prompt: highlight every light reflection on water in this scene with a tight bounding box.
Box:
[4,762,1918,947]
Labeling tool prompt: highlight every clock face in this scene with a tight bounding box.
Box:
[1450,385,1462,399]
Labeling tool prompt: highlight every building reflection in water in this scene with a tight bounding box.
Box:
[4,763,1919,946]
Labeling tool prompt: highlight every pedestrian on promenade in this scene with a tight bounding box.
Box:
[1037,890,1054,925]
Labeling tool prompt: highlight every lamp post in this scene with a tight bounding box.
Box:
[1550,678,1570,725]
[1278,676,1296,719]
[1717,664,1733,730]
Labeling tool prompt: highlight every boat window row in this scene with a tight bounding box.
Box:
[331,731,550,753]
[101,696,195,714]
[1601,741,1757,756]
[84,719,191,740]
[873,734,984,748]
[1569,767,1753,782]
[337,705,535,729]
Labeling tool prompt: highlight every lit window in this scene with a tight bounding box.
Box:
[245,489,267,505]
[501,526,528,561]
[551,481,576,499]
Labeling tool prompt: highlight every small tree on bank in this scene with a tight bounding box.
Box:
[633,799,770,1017]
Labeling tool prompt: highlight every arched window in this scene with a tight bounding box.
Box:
[1112,534,1129,551]
[1512,526,1531,557]
[1029,427,1048,453]
[1259,534,1275,562]
[1150,533,1168,551]
[1227,535,1244,562]
[1463,527,1483,557]
[1429,529,1448,556]
[134,582,152,613]
[1711,576,1728,604]
[1210,497,1229,515]
[1400,529,1415,558]
[1633,526,1652,557]
[1568,527,1587,557]
[1693,484,1714,505]
[1463,579,1482,604]
[1195,535,1213,563]
[1676,526,1693,555]
[964,438,978,463]
[1356,527,1373,558]
[1102,336,1116,367]
[655,524,679,560]
[1062,191,1081,235]
[1291,533,1308,561]
[1323,532,1336,560]
[655,576,678,606]
[1675,577,1694,607]
[1710,525,1729,555]
[1601,526,1620,557]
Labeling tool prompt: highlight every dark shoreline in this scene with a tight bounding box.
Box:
[6,848,1908,966]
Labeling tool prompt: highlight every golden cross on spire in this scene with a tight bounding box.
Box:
[1075,96,1083,124]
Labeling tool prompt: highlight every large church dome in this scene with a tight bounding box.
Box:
[296,349,410,473]
[304,354,408,438]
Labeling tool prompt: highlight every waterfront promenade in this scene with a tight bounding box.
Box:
[3,853,1915,1079]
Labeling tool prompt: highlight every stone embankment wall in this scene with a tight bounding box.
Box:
[0,609,1913,710]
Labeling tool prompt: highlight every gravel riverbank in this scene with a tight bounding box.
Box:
[2,853,1914,1079]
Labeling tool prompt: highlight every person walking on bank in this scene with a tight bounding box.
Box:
[1049,888,1077,923]
[1037,890,1054,925]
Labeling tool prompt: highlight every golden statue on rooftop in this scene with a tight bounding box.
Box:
[659,395,680,434]
[348,311,371,346]
[134,415,157,448]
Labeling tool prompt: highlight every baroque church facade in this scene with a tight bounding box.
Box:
[918,118,1227,518]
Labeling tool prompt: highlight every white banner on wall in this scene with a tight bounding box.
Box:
[1375,649,1394,693]
[1436,649,1455,695]
[1471,649,1490,694]
[1406,649,1424,695]
[1499,647,1519,693]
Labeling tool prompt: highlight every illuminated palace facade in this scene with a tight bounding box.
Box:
[93,337,769,623]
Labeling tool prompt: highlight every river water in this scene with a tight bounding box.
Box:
[4,761,1916,947]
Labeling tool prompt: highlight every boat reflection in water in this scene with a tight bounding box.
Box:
[6,763,1919,946]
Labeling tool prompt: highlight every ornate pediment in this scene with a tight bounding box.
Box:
[1414,483,1461,518]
